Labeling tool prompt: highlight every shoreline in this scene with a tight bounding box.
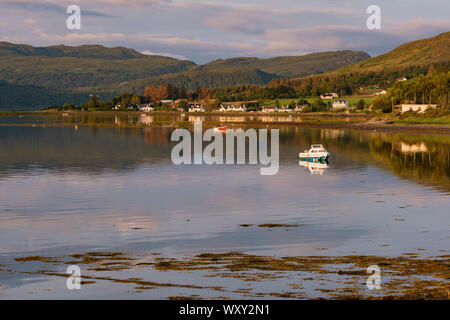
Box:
[1,111,450,134]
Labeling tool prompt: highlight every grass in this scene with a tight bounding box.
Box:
[394,116,450,125]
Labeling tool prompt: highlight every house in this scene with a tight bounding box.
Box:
[189,104,205,112]
[320,93,338,99]
[160,99,174,104]
[277,105,293,113]
[294,105,304,112]
[397,77,408,82]
[138,104,154,112]
[114,104,121,110]
[393,104,437,114]
[332,100,348,109]
[375,90,387,95]
[261,106,278,113]
[219,103,247,112]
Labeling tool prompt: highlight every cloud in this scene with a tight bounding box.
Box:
[5,1,115,17]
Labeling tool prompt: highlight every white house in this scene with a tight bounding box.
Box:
[320,93,338,99]
[219,103,247,112]
[332,100,348,109]
[375,90,387,95]
[294,105,305,112]
[397,77,408,82]
[278,105,293,113]
[160,99,174,104]
[393,104,437,114]
[261,106,278,113]
[189,104,205,112]
[138,104,154,112]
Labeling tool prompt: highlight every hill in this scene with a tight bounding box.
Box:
[202,50,370,78]
[0,42,147,59]
[0,80,88,110]
[335,32,450,73]
[0,42,371,109]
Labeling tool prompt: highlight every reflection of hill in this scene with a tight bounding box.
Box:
[0,126,173,175]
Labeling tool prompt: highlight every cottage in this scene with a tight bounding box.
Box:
[294,105,304,112]
[189,104,205,112]
[278,105,293,113]
[138,104,154,112]
[261,106,278,113]
[219,103,247,112]
[393,104,437,114]
[320,93,338,99]
[332,100,348,109]
[375,90,387,95]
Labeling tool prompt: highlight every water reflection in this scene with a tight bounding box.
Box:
[0,121,449,260]
[299,160,329,175]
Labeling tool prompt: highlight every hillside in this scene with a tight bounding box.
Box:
[0,80,88,110]
[0,42,371,109]
[0,42,146,59]
[77,67,278,97]
[335,32,450,73]
[202,50,370,78]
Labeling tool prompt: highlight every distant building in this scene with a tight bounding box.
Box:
[397,77,408,82]
[219,103,247,112]
[261,106,278,113]
[332,100,348,109]
[375,90,387,95]
[294,105,305,112]
[278,105,293,113]
[138,104,154,112]
[189,104,205,112]
[393,104,437,113]
[320,93,338,99]
[160,99,174,104]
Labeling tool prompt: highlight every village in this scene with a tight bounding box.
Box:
[119,91,438,115]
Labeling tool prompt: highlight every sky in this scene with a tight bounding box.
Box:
[0,0,449,63]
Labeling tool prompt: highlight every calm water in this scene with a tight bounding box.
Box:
[0,115,449,298]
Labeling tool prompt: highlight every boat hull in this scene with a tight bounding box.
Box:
[299,152,329,162]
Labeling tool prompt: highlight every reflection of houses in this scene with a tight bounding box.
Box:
[189,104,205,112]
[332,100,348,109]
[400,142,428,153]
[188,116,203,122]
[299,160,328,175]
[261,106,278,113]
[219,103,247,112]
[218,116,245,123]
[393,104,437,113]
[320,93,338,99]
[138,114,153,125]
[278,105,294,113]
